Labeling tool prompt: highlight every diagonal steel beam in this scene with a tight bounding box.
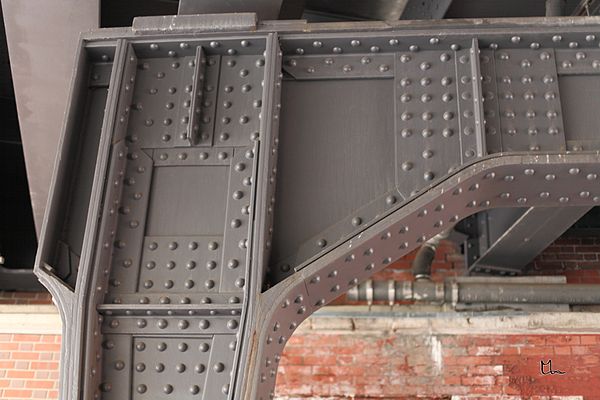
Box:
[464,206,592,275]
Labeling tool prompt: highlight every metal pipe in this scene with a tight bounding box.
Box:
[348,280,600,305]
[546,0,566,16]
[411,229,451,281]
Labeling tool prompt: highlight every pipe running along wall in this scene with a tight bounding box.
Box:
[348,280,600,305]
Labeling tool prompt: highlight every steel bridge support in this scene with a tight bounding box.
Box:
[34,14,600,400]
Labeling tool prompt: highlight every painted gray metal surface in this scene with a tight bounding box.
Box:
[33,15,600,400]
[401,0,454,19]
[1,0,99,235]
[178,1,282,21]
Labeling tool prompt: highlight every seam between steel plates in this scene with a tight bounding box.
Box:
[232,32,280,398]
[78,39,131,400]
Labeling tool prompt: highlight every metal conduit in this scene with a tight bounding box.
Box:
[411,229,452,281]
[348,280,600,306]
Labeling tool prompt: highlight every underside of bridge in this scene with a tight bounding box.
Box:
[26,13,600,400]
[3,1,600,400]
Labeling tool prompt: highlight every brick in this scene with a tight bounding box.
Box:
[461,375,495,386]
[3,389,34,398]
[11,292,37,299]
[582,354,600,364]
[469,365,503,375]
[11,352,41,360]
[26,380,55,389]
[572,346,592,355]
[468,346,501,356]
[0,342,19,350]
[520,346,555,356]
[525,336,547,345]
[6,370,35,379]
[443,375,462,385]
[32,390,49,399]
[12,334,41,342]
[0,361,15,369]
[33,343,61,352]
[499,346,520,355]
[554,346,571,355]
[30,361,59,370]
[545,336,580,345]
[580,335,600,345]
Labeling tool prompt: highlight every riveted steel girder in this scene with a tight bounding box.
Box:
[34,15,600,400]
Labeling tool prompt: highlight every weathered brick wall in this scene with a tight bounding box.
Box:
[0,334,60,400]
[528,236,600,283]
[0,292,52,305]
[276,333,600,399]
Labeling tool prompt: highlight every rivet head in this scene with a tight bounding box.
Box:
[442,128,453,138]
[214,363,225,373]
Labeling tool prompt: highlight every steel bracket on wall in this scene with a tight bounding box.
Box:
[34,14,600,400]
[462,206,592,275]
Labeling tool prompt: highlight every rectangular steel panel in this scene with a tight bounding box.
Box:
[395,49,461,198]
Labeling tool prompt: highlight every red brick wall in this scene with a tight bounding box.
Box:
[0,334,60,400]
[529,237,600,283]
[276,333,600,399]
[0,292,53,305]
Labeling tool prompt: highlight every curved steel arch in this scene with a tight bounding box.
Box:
[242,152,600,398]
